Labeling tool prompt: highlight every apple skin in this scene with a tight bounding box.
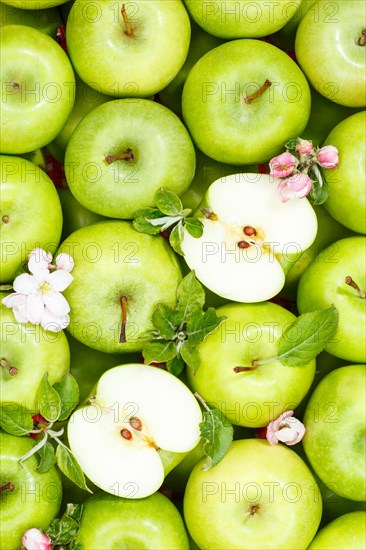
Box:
[0,155,63,283]
[187,302,316,427]
[182,39,311,164]
[1,0,69,8]
[295,0,366,107]
[322,111,366,234]
[184,439,322,550]
[57,221,183,354]
[75,492,189,549]
[273,0,316,49]
[297,236,366,363]
[0,3,61,37]
[308,512,366,549]
[0,25,75,154]
[0,432,62,550]
[184,0,302,38]
[303,365,366,502]
[57,188,105,242]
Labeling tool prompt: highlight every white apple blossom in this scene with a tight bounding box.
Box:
[22,528,51,550]
[266,410,305,446]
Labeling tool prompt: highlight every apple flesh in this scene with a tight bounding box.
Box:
[308,512,366,549]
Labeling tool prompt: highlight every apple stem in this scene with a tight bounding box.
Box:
[0,482,15,494]
[121,3,133,37]
[358,29,366,46]
[105,148,134,165]
[119,295,128,343]
[345,276,366,299]
[0,358,17,376]
[200,207,218,221]
[194,392,211,412]
[244,80,272,104]
[233,360,259,373]
[2,215,9,224]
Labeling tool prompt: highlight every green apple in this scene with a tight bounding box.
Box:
[303,365,366,501]
[184,0,302,38]
[164,441,205,494]
[274,0,316,49]
[57,188,105,241]
[0,294,70,411]
[184,439,322,549]
[1,0,69,8]
[182,39,311,164]
[68,364,202,498]
[308,512,366,549]
[57,220,182,353]
[295,0,366,107]
[0,432,62,550]
[66,0,191,97]
[322,111,366,234]
[187,302,316,428]
[181,174,317,303]
[65,99,196,219]
[0,25,75,154]
[315,474,366,526]
[297,236,366,362]
[0,155,63,283]
[0,2,61,37]
[75,492,189,549]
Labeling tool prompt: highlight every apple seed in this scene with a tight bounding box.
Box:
[120,428,133,440]
[130,417,142,431]
[237,241,250,249]
[243,226,256,237]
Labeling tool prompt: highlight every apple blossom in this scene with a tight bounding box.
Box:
[269,151,298,178]
[317,145,339,169]
[296,138,314,156]
[22,528,51,550]
[55,252,74,272]
[266,411,305,446]
[278,173,313,202]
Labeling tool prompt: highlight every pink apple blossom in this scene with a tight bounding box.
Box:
[278,173,312,202]
[22,528,52,550]
[266,411,305,446]
[296,139,314,156]
[269,152,298,178]
[55,253,74,272]
[317,145,339,169]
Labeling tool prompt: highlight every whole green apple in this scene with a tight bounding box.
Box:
[1,0,68,8]
[308,511,366,549]
[297,236,366,362]
[0,2,61,36]
[76,492,189,549]
[182,39,311,164]
[184,439,322,549]
[303,365,366,501]
[0,25,75,154]
[322,111,366,234]
[0,155,63,283]
[57,188,105,242]
[187,302,316,427]
[0,432,62,550]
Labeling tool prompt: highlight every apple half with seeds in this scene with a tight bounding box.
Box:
[68,364,202,499]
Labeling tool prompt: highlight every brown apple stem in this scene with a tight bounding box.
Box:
[244,80,272,104]
[119,295,128,343]
[105,148,134,165]
[345,276,366,299]
[121,3,133,36]
[0,358,17,376]
[0,482,15,494]
[233,360,259,373]
[358,29,366,46]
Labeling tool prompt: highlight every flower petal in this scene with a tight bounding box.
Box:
[13,304,29,324]
[2,293,27,308]
[41,308,69,332]
[13,273,39,295]
[43,291,70,316]
[48,269,73,292]
[25,294,44,324]
[55,253,74,273]
[28,248,52,275]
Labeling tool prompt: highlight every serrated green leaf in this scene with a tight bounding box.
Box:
[36,373,62,422]
[56,444,92,493]
[155,188,183,216]
[151,304,179,340]
[0,403,33,436]
[37,441,56,473]
[133,208,164,235]
[166,355,185,377]
[53,374,80,421]
[169,222,184,255]
[176,271,205,322]
[277,306,339,366]
[66,503,83,523]
[200,408,233,470]
[184,217,204,238]
[309,180,329,205]
[142,341,177,365]
[46,503,84,545]
[180,341,201,375]
[186,308,227,346]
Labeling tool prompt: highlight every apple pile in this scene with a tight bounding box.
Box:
[0,0,365,549]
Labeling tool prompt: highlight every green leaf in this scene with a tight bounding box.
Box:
[309,180,329,205]
[151,304,179,340]
[277,306,339,366]
[169,222,184,255]
[36,373,62,422]
[53,374,80,421]
[166,355,185,377]
[186,308,227,346]
[37,441,56,473]
[184,217,204,238]
[46,503,83,546]
[180,341,201,375]
[200,408,233,470]
[0,403,33,436]
[133,208,164,235]
[176,271,205,322]
[285,138,298,151]
[56,443,92,493]
[142,341,177,365]
[155,188,183,216]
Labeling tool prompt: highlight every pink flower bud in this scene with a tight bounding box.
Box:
[317,145,339,169]
[55,253,74,273]
[296,138,314,156]
[269,152,298,178]
[22,528,52,550]
[266,411,305,446]
[278,173,312,202]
